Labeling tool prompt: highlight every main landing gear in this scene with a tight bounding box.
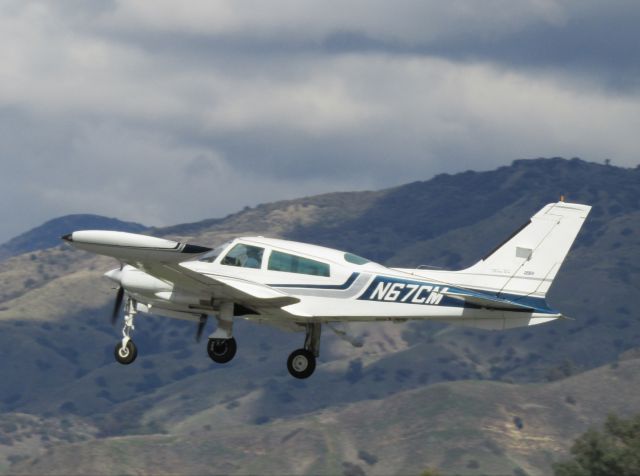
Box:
[206,302,237,364]
[287,322,321,379]
[207,337,237,363]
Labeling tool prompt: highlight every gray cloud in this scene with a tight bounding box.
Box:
[0,0,638,242]
[86,0,640,89]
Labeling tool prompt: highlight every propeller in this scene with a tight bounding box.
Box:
[111,286,125,326]
[196,314,208,342]
[106,263,125,326]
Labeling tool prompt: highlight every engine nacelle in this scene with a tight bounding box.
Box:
[105,267,205,305]
[106,266,172,296]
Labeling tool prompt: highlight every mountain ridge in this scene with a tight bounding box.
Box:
[0,157,638,475]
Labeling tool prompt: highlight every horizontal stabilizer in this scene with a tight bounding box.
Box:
[442,289,536,312]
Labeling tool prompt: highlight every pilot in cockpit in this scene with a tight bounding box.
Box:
[242,246,262,269]
[219,243,264,269]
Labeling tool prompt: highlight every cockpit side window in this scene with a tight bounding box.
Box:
[268,250,330,277]
[221,244,264,269]
[344,252,370,265]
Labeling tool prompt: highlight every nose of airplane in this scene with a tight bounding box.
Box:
[104,268,123,284]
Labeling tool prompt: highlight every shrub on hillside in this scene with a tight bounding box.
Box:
[553,413,640,476]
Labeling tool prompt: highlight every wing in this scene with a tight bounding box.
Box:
[63,230,300,314]
[169,264,300,309]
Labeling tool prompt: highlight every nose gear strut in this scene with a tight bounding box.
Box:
[114,297,138,365]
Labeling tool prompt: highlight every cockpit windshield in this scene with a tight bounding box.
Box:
[198,242,231,263]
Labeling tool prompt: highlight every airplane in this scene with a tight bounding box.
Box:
[62,200,590,379]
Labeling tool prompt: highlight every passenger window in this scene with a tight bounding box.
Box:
[268,251,330,277]
[221,244,264,269]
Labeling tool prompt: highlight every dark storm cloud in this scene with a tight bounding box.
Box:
[323,17,640,90]
[87,0,640,91]
[416,2,640,91]
[0,0,638,242]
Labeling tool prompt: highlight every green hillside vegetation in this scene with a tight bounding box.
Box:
[553,413,640,476]
[0,157,638,474]
[10,357,640,476]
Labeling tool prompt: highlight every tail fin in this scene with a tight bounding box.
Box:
[463,202,591,298]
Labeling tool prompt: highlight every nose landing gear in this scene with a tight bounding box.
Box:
[114,340,137,365]
[115,300,137,365]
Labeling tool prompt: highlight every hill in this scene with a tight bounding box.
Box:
[10,355,640,475]
[0,157,638,474]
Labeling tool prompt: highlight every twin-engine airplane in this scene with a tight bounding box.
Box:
[62,201,590,379]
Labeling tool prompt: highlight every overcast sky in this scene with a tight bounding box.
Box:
[1,0,639,242]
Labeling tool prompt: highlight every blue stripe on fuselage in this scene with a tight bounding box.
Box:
[490,291,556,313]
[270,272,360,290]
[269,272,557,314]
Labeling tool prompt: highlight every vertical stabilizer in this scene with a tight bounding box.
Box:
[462,202,590,298]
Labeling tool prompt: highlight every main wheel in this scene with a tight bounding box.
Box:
[207,337,237,363]
[287,349,316,379]
[114,340,137,365]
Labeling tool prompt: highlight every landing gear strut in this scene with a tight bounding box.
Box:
[287,322,321,379]
[114,299,137,365]
[207,302,237,364]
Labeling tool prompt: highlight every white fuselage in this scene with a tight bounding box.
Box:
[112,236,559,331]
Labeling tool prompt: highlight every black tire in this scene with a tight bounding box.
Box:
[114,340,137,365]
[207,337,237,363]
[287,348,316,379]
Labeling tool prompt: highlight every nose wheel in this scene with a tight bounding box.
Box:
[114,340,137,365]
